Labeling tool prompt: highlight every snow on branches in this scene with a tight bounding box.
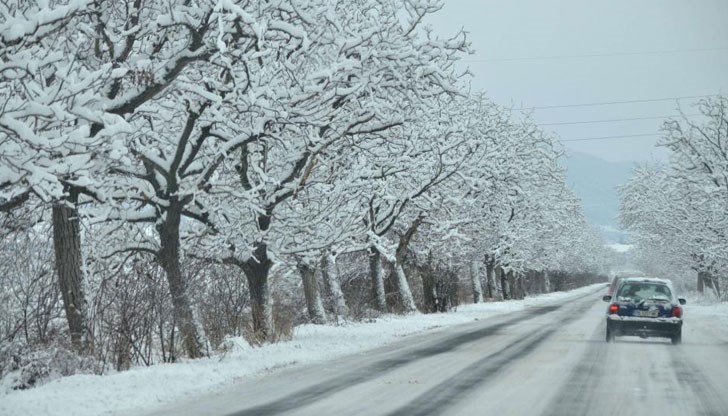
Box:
[620,96,728,297]
[0,0,608,371]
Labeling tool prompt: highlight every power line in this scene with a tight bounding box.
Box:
[541,113,702,126]
[463,46,728,63]
[514,94,718,111]
[561,133,662,142]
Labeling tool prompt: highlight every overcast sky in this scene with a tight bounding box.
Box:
[428,0,728,162]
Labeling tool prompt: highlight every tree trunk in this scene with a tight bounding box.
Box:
[527,270,536,294]
[499,267,510,300]
[391,217,422,313]
[470,260,483,303]
[420,255,438,313]
[714,278,721,299]
[485,259,495,299]
[321,251,348,318]
[241,240,274,342]
[506,270,514,299]
[394,263,417,313]
[517,273,528,299]
[697,271,705,293]
[542,270,551,293]
[507,271,518,299]
[299,262,326,324]
[157,203,204,358]
[369,247,387,311]
[52,200,90,353]
[702,272,721,299]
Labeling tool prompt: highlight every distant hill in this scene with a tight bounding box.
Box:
[559,152,634,243]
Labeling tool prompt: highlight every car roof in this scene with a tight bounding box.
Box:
[619,277,672,285]
[614,271,645,277]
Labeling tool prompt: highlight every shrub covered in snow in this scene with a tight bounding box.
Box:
[1,341,96,392]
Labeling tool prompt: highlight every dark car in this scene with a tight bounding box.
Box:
[602,277,686,344]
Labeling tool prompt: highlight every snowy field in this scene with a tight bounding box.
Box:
[3,284,610,416]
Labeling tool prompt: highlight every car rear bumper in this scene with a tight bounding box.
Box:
[607,316,682,338]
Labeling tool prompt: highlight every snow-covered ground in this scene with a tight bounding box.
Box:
[3,284,608,416]
[6,283,728,416]
[684,294,728,327]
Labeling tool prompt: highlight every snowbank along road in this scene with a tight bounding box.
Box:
[145,286,728,416]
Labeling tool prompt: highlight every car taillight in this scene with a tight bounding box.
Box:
[608,304,619,314]
[671,306,682,318]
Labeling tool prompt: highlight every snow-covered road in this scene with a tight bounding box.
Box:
[143,287,728,416]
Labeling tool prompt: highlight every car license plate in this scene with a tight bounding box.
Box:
[635,310,658,317]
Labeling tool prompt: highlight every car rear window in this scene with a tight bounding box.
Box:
[617,283,672,302]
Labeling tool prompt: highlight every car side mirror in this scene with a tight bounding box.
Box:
[602,295,612,302]
[678,298,686,305]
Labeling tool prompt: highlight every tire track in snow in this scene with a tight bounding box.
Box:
[228,291,604,416]
[385,295,596,416]
[228,305,558,416]
[669,346,728,416]
[540,325,607,416]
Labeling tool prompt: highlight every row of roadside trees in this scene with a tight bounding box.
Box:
[619,96,728,299]
[0,0,609,386]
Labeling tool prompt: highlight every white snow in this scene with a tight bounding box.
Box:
[1,284,605,416]
[607,243,633,253]
[684,295,728,324]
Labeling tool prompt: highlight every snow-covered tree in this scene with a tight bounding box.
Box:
[0,0,138,352]
[621,96,728,297]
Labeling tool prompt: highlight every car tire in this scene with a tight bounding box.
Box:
[606,329,615,343]
[671,331,682,345]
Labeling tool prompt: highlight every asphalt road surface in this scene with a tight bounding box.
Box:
[146,287,728,416]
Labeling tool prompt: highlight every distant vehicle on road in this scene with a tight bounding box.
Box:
[607,276,622,296]
[607,271,645,296]
[602,277,686,344]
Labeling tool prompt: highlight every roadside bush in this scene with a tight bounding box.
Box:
[1,341,96,391]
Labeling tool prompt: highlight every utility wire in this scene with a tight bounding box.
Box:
[514,94,719,111]
[463,46,728,63]
[541,113,701,126]
[561,133,662,142]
